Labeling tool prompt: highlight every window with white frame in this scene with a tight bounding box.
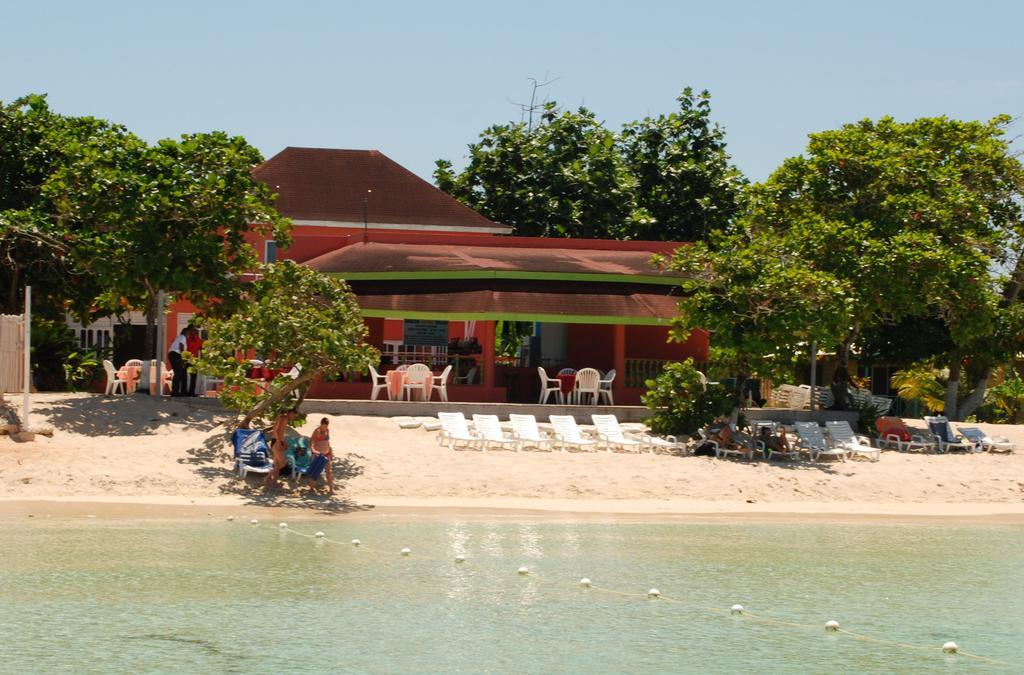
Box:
[264,240,277,263]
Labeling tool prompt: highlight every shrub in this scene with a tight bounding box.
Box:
[642,360,733,437]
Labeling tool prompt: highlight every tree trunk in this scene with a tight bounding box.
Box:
[829,340,853,410]
[145,290,158,364]
[7,264,20,314]
[240,370,318,429]
[956,366,991,421]
[944,358,960,419]
[733,371,748,410]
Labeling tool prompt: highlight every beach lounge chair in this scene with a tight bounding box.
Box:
[231,429,275,479]
[472,414,518,451]
[923,416,977,453]
[825,421,881,461]
[794,422,847,462]
[751,421,800,461]
[549,415,598,452]
[537,366,564,404]
[874,417,937,452]
[591,414,646,453]
[698,423,752,460]
[957,427,1014,453]
[508,414,558,451]
[437,412,483,450]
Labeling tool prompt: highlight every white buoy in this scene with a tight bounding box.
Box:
[580,578,592,588]
[351,539,361,546]
[401,547,412,556]
[518,566,529,575]
[942,641,959,654]
[278,522,288,529]
[250,519,259,525]
[731,604,744,615]
[455,555,466,563]
[648,588,660,598]
[825,620,840,632]
[227,515,235,522]
[315,531,325,538]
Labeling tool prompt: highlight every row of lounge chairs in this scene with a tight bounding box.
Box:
[436,412,686,453]
[878,416,1014,453]
[704,420,880,462]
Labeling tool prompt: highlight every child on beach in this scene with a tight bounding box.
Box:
[309,417,334,494]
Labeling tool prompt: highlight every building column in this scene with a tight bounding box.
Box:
[613,324,626,400]
[482,320,496,390]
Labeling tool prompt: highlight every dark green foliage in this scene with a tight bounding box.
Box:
[642,360,733,437]
[30,317,105,391]
[435,89,744,241]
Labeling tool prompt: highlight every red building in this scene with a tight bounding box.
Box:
[75,147,707,404]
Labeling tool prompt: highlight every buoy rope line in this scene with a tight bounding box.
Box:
[239,520,1016,668]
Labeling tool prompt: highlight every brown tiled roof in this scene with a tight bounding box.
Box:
[252,147,508,232]
[304,242,677,278]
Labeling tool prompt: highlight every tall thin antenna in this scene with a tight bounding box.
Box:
[507,74,559,132]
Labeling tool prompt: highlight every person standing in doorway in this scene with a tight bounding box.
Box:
[186,326,204,397]
[168,328,188,397]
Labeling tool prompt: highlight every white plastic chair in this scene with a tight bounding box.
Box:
[795,422,847,462]
[573,368,601,406]
[591,414,645,452]
[431,365,453,402]
[472,414,518,451]
[598,369,616,405]
[403,363,432,401]
[558,368,576,375]
[437,412,482,450]
[537,367,564,404]
[509,414,557,451]
[825,421,880,461]
[368,364,388,401]
[103,360,125,395]
[549,415,598,452]
[454,365,477,385]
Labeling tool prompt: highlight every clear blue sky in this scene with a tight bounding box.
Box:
[3,0,1022,183]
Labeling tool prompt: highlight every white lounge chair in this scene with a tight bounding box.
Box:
[751,421,800,461]
[368,364,388,401]
[794,422,847,462]
[508,414,558,451]
[591,414,646,452]
[549,415,598,452]
[472,414,518,451]
[537,366,564,404]
[957,427,1013,453]
[573,368,602,406]
[437,412,482,450]
[923,416,977,453]
[431,365,453,402]
[825,421,880,461]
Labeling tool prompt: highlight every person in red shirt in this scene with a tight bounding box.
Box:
[185,326,204,397]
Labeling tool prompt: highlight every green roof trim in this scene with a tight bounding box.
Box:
[329,270,682,286]
[358,308,671,325]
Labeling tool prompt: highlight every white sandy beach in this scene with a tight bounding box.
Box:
[1,393,1022,521]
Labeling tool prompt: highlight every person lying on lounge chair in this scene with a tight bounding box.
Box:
[758,425,792,459]
[694,418,735,456]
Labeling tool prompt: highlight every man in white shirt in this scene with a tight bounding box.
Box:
[168,329,188,397]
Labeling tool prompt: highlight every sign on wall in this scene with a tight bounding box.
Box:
[403,320,449,346]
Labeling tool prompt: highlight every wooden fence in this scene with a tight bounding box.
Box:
[0,314,25,393]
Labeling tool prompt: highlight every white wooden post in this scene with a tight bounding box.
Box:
[809,341,818,412]
[156,290,165,397]
[22,286,31,430]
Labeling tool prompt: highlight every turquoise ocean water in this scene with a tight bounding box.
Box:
[0,519,1021,673]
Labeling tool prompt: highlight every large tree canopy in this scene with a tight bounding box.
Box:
[193,261,380,428]
[669,115,1024,417]
[435,88,744,241]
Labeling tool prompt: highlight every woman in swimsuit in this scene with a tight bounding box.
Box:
[310,417,334,494]
[265,408,298,488]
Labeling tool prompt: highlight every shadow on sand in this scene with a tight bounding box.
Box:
[34,394,228,437]
[183,432,373,514]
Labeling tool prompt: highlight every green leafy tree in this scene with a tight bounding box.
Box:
[619,88,746,241]
[641,360,732,436]
[44,130,292,361]
[738,115,1024,414]
[435,89,744,241]
[436,103,633,238]
[193,261,380,428]
[0,94,125,319]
